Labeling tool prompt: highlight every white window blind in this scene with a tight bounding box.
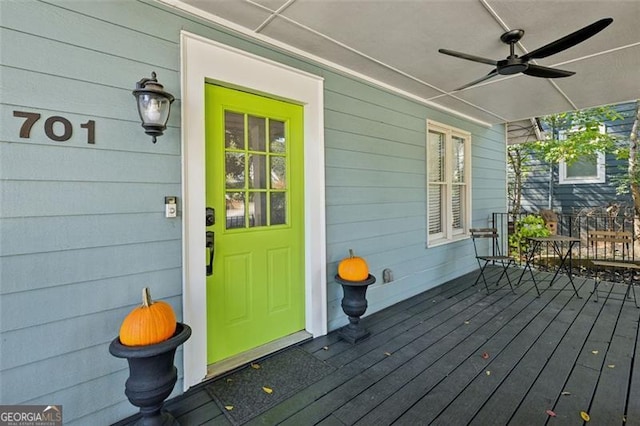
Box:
[427,121,471,246]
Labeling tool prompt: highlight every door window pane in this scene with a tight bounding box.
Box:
[271,192,286,225]
[248,116,266,152]
[270,120,286,153]
[270,156,286,189]
[249,192,268,227]
[249,154,268,189]
[225,111,244,149]
[225,152,245,189]
[226,192,245,229]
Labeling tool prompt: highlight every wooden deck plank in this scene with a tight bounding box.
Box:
[624,296,640,424]
[428,278,591,425]
[240,282,485,426]
[397,277,586,425]
[586,299,639,425]
[313,273,474,362]
[272,275,521,425]
[175,400,228,425]
[112,268,640,426]
[200,413,234,426]
[348,280,548,424]
[112,381,218,426]
[472,278,602,425]
[319,280,485,367]
[300,277,453,355]
[315,414,349,426]
[545,287,627,425]
[253,279,483,426]
[243,359,371,425]
[164,388,217,418]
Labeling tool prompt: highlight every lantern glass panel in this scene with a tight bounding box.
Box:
[137,93,171,125]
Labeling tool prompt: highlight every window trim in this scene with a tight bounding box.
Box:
[426,120,472,247]
[558,125,606,185]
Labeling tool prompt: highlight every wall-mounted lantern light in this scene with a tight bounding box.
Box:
[132,72,174,143]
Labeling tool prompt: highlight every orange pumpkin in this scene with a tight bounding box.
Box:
[119,287,177,346]
[338,249,369,281]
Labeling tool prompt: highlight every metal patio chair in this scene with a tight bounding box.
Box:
[470,228,516,294]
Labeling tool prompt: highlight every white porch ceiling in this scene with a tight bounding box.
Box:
[168,0,639,125]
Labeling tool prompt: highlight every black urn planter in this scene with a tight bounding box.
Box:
[335,274,376,343]
[109,323,191,426]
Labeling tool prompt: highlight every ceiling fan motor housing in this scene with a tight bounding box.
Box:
[497,58,529,75]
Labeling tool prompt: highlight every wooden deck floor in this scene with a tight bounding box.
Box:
[114,267,640,425]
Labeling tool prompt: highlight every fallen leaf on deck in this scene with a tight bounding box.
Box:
[481,352,490,359]
[225,406,234,411]
[580,411,591,421]
[591,350,599,355]
[561,391,571,396]
[384,352,392,356]
[546,409,556,417]
[486,370,491,376]
[251,363,261,369]
[262,386,273,394]
[608,364,615,368]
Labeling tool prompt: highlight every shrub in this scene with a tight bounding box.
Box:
[509,214,551,261]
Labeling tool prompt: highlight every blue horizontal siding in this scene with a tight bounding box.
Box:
[0,0,507,423]
[519,101,638,212]
[0,240,182,295]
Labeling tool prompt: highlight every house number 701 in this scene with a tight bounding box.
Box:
[13,111,95,144]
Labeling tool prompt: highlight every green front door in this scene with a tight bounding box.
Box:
[204,84,305,364]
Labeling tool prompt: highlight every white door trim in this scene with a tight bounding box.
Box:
[180,31,327,390]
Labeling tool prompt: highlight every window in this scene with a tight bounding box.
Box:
[559,152,605,184]
[427,120,471,246]
[558,125,606,184]
[224,111,288,229]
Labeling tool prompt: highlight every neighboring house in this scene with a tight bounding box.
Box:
[0,2,507,424]
[510,101,638,214]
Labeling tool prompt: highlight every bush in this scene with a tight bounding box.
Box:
[509,214,551,261]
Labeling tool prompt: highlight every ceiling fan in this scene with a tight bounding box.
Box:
[439,17,613,91]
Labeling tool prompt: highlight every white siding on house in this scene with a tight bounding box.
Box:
[0,0,506,424]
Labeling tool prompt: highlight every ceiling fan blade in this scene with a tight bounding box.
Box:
[521,18,613,61]
[523,64,575,78]
[454,69,499,91]
[438,49,497,66]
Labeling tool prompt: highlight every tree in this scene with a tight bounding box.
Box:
[614,100,640,242]
[507,143,533,215]
[509,106,622,211]
[530,106,621,166]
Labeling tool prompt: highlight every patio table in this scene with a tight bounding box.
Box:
[516,235,581,298]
